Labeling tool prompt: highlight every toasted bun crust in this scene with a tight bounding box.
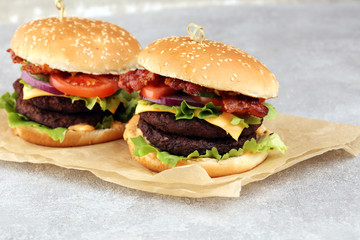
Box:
[12,123,125,147]
[124,115,268,177]
[138,36,278,99]
[11,17,141,75]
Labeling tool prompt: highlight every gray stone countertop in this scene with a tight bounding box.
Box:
[0,2,359,240]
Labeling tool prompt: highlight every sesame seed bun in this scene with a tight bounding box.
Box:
[124,115,268,178]
[138,36,278,99]
[11,17,141,75]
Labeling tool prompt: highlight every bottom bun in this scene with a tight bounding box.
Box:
[12,123,125,147]
[124,115,268,178]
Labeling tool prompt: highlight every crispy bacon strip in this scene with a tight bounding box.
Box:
[118,69,162,92]
[8,48,60,75]
[119,69,208,95]
[222,96,268,118]
[164,78,207,95]
[118,69,268,117]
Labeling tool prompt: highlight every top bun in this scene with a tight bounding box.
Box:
[11,17,141,75]
[138,36,278,99]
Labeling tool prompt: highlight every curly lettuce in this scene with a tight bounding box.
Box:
[131,132,286,167]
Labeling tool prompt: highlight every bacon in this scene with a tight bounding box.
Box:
[222,96,268,118]
[164,78,207,95]
[118,69,162,92]
[119,69,208,96]
[8,48,60,75]
[118,68,268,118]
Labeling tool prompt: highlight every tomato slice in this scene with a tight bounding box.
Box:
[191,96,225,111]
[140,83,177,100]
[49,73,119,98]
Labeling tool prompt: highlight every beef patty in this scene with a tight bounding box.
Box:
[14,80,107,128]
[138,112,258,156]
[139,111,261,139]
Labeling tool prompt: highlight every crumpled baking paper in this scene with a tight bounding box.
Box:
[0,109,359,198]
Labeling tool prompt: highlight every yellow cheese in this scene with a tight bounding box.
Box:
[23,86,63,99]
[135,103,245,140]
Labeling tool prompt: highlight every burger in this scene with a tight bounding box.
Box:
[122,29,286,177]
[0,17,141,147]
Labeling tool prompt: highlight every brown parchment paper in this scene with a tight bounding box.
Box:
[0,109,360,198]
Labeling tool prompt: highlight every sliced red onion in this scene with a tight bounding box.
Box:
[140,93,204,107]
[21,71,64,95]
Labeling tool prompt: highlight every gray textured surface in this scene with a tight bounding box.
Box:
[0,2,360,240]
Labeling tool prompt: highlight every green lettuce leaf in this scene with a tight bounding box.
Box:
[150,100,221,120]
[95,115,114,129]
[130,132,286,167]
[0,92,17,113]
[115,91,139,123]
[30,73,49,82]
[264,102,279,120]
[242,132,287,154]
[8,112,67,142]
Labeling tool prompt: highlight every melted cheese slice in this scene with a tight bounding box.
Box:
[135,103,245,141]
[23,86,63,99]
[22,86,120,114]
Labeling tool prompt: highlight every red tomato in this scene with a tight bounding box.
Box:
[49,73,119,98]
[140,83,177,100]
[191,96,225,111]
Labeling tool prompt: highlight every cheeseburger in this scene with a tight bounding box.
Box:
[0,17,141,147]
[122,24,286,177]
